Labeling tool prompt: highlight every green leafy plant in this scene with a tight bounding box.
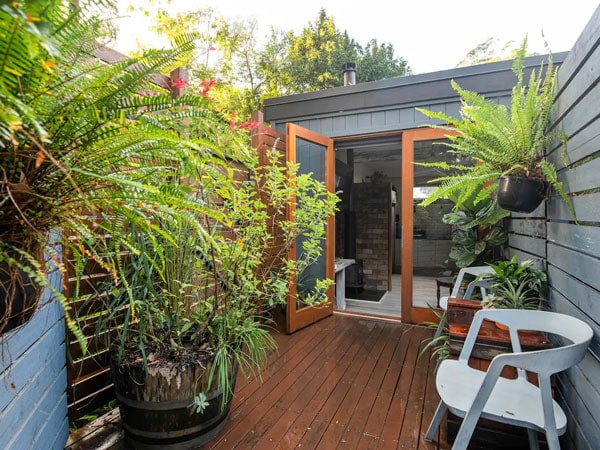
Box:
[0,0,335,417]
[443,180,508,268]
[419,307,450,363]
[103,141,338,409]
[416,37,575,219]
[481,255,547,310]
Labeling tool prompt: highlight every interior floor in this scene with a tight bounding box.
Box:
[342,274,445,318]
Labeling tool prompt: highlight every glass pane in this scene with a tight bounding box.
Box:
[412,139,455,309]
[295,137,327,310]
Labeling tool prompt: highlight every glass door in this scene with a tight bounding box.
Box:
[401,128,458,324]
[411,139,454,310]
[286,124,335,333]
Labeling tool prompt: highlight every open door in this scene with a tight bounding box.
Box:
[401,127,459,324]
[286,123,335,333]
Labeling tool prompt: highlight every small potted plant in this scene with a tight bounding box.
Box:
[416,37,575,217]
[481,255,548,312]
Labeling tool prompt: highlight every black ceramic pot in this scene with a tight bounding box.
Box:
[0,262,40,334]
[497,176,548,213]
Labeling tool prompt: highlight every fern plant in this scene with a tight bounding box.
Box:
[2,0,339,418]
[0,0,233,343]
[416,38,575,219]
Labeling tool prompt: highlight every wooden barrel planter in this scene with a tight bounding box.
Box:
[110,350,236,449]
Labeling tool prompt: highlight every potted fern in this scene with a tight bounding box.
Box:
[0,0,204,342]
[416,38,575,217]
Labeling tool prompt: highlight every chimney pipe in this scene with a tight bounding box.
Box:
[342,62,357,86]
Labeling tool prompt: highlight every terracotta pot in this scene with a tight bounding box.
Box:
[497,176,548,213]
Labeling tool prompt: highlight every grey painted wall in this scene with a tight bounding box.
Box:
[264,53,566,137]
[0,247,68,450]
[504,5,600,449]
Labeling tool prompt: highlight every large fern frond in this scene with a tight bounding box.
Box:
[416,38,567,214]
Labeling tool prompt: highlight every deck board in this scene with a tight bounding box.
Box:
[67,314,450,449]
[203,314,448,449]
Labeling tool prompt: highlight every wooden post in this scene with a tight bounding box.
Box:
[169,67,188,99]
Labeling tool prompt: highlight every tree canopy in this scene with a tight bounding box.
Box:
[282,9,410,92]
[456,37,530,67]
[122,5,411,119]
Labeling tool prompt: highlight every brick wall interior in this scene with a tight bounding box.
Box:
[414,201,453,240]
[354,182,390,291]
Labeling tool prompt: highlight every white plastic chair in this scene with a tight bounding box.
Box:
[425,309,593,450]
[434,266,495,338]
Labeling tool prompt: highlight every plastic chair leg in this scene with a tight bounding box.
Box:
[425,401,447,442]
[452,410,481,450]
[545,428,561,450]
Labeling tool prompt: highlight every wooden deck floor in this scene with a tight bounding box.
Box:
[67,314,450,449]
[202,314,448,449]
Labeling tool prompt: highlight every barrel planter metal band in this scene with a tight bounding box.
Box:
[116,389,231,449]
[111,352,237,449]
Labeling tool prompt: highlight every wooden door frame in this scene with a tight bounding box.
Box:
[401,127,458,324]
[286,123,335,333]
[333,128,456,324]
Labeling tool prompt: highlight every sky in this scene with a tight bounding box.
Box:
[113,0,600,74]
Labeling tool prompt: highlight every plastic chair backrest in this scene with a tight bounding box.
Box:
[459,309,593,376]
[449,266,495,298]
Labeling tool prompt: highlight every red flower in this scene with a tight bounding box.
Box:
[238,120,259,130]
[228,116,259,133]
[170,77,186,89]
[199,79,216,97]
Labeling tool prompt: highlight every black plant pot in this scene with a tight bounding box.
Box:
[0,262,40,335]
[497,176,548,213]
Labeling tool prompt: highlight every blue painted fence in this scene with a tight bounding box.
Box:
[0,253,68,450]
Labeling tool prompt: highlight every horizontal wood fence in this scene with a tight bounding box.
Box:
[505,5,600,449]
[65,112,287,423]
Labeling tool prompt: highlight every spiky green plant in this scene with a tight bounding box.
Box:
[103,145,338,409]
[419,307,450,364]
[416,38,575,219]
[481,254,547,310]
